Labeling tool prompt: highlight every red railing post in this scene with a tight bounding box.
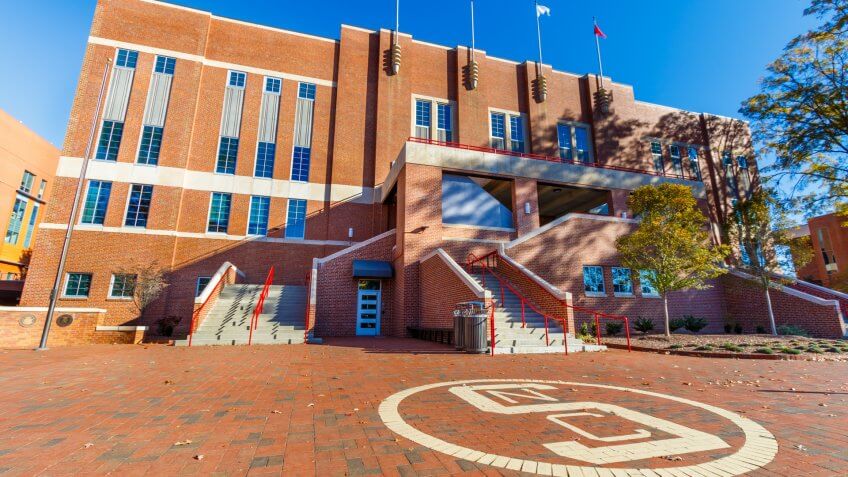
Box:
[248,266,274,346]
[544,315,550,346]
[594,314,602,346]
[624,317,632,352]
[489,303,496,356]
[563,317,569,356]
[520,300,526,328]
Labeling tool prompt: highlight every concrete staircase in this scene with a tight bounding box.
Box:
[470,271,605,354]
[174,284,307,346]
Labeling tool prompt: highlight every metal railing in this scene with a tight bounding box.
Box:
[408,136,702,182]
[303,270,312,342]
[248,266,275,346]
[467,250,631,353]
[188,263,237,347]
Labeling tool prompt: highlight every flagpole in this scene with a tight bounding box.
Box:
[535,1,544,74]
[594,17,605,89]
[470,0,476,61]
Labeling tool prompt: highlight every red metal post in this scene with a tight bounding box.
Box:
[624,317,632,352]
[544,315,550,346]
[520,300,526,328]
[594,314,602,346]
[489,303,496,356]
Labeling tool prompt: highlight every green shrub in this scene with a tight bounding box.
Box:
[605,321,624,336]
[825,347,843,353]
[694,345,713,351]
[755,347,774,354]
[668,344,683,349]
[777,325,810,337]
[669,318,686,332]
[682,315,708,333]
[720,343,744,352]
[634,317,655,335]
[780,347,802,355]
[807,347,823,354]
[579,322,596,338]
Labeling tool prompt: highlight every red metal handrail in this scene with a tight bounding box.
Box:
[467,250,632,353]
[188,264,237,347]
[248,266,275,346]
[408,137,702,182]
[303,270,312,342]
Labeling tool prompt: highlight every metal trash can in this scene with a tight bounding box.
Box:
[455,301,488,354]
[453,310,466,350]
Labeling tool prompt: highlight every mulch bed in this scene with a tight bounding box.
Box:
[600,334,848,361]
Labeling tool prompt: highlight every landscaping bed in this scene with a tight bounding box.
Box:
[601,334,848,361]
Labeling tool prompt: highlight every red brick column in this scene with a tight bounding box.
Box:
[513,178,540,237]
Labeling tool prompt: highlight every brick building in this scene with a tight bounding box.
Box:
[0,109,59,305]
[11,0,846,348]
[789,213,848,287]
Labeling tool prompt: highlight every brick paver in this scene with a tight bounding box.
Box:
[0,339,845,476]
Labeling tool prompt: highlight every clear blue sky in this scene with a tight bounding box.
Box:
[0,0,816,150]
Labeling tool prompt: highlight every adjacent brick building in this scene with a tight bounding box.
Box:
[12,0,847,346]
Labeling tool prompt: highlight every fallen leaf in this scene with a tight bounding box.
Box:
[194,454,204,460]
[83,443,94,448]
[661,456,683,462]
[174,440,193,446]
[272,410,282,414]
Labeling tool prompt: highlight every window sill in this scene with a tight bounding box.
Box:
[213,171,236,176]
[284,236,306,241]
[641,294,661,299]
[614,293,635,298]
[584,292,607,298]
[106,297,133,302]
[60,296,89,300]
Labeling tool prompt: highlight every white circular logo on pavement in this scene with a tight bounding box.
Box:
[379,379,777,476]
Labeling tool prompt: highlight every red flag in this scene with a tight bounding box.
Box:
[594,23,607,39]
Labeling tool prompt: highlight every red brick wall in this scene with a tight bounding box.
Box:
[314,231,396,337]
[419,252,487,329]
[0,309,142,349]
[722,274,845,338]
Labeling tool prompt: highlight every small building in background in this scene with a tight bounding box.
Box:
[788,213,847,287]
[0,108,59,305]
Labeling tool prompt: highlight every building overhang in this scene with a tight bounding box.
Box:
[378,140,706,203]
[352,260,394,279]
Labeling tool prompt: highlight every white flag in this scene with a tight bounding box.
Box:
[536,4,551,16]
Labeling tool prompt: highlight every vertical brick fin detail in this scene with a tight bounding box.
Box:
[724,271,846,338]
[419,249,491,329]
[490,252,575,334]
[314,230,396,337]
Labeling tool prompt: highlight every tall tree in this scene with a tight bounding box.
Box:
[741,0,848,217]
[727,190,812,335]
[617,184,731,336]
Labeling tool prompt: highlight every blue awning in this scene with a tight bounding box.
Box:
[352,260,394,279]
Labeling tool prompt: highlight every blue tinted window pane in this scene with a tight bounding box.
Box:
[291,146,311,182]
[64,273,92,297]
[4,199,26,245]
[255,142,276,178]
[23,205,39,248]
[298,83,316,100]
[154,56,176,75]
[583,266,605,294]
[722,151,733,166]
[248,196,270,235]
[124,184,153,227]
[116,49,138,68]
[612,267,633,294]
[557,124,573,160]
[81,180,112,225]
[265,77,281,93]
[490,113,505,139]
[229,71,246,88]
[510,116,524,152]
[216,137,239,174]
[574,126,591,163]
[441,174,513,229]
[207,192,231,233]
[736,156,748,168]
[284,199,307,239]
[137,126,163,165]
[639,270,659,296]
[415,100,431,127]
[437,103,452,142]
[96,121,124,161]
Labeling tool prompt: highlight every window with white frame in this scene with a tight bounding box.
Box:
[612,267,634,295]
[687,146,701,180]
[4,198,27,245]
[96,120,124,161]
[557,123,593,163]
[81,180,112,225]
[23,204,38,249]
[207,192,231,233]
[650,141,664,173]
[255,142,276,178]
[669,145,683,176]
[414,99,431,139]
[116,49,138,69]
[20,171,35,194]
[638,270,659,297]
[109,274,136,299]
[291,146,311,182]
[489,110,526,152]
[437,103,452,142]
[154,56,176,75]
[196,276,212,297]
[583,266,605,295]
[64,273,92,298]
[412,97,453,142]
[247,196,270,236]
[265,77,281,94]
[285,199,307,239]
[124,184,153,228]
[137,126,163,165]
[216,137,239,174]
[228,71,246,88]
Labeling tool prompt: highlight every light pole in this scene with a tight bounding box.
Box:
[37,59,112,351]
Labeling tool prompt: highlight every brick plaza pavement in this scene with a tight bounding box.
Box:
[0,338,845,476]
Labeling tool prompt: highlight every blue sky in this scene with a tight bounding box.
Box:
[0,0,816,150]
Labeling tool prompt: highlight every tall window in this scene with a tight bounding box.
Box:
[247,196,270,236]
[638,270,659,297]
[37,180,46,199]
[81,181,112,225]
[437,103,452,142]
[255,142,276,178]
[650,141,664,173]
[137,125,163,165]
[490,112,506,149]
[4,198,26,245]
[291,146,311,182]
[265,77,281,93]
[298,82,316,100]
[228,71,246,88]
[414,99,431,139]
[583,266,605,296]
[96,120,124,161]
[216,137,239,174]
[109,274,136,299]
[669,145,683,176]
[19,171,35,194]
[817,227,838,272]
[612,267,634,295]
[509,116,524,152]
[154,55,176,75]
[285,199,307,239]
[23,205,38,248]
[558,123,593,163]
[116,49,138,68]
[687,146,701,180]
[124,184,153,227]
[207,192,231,233]
[63,273,92,298]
